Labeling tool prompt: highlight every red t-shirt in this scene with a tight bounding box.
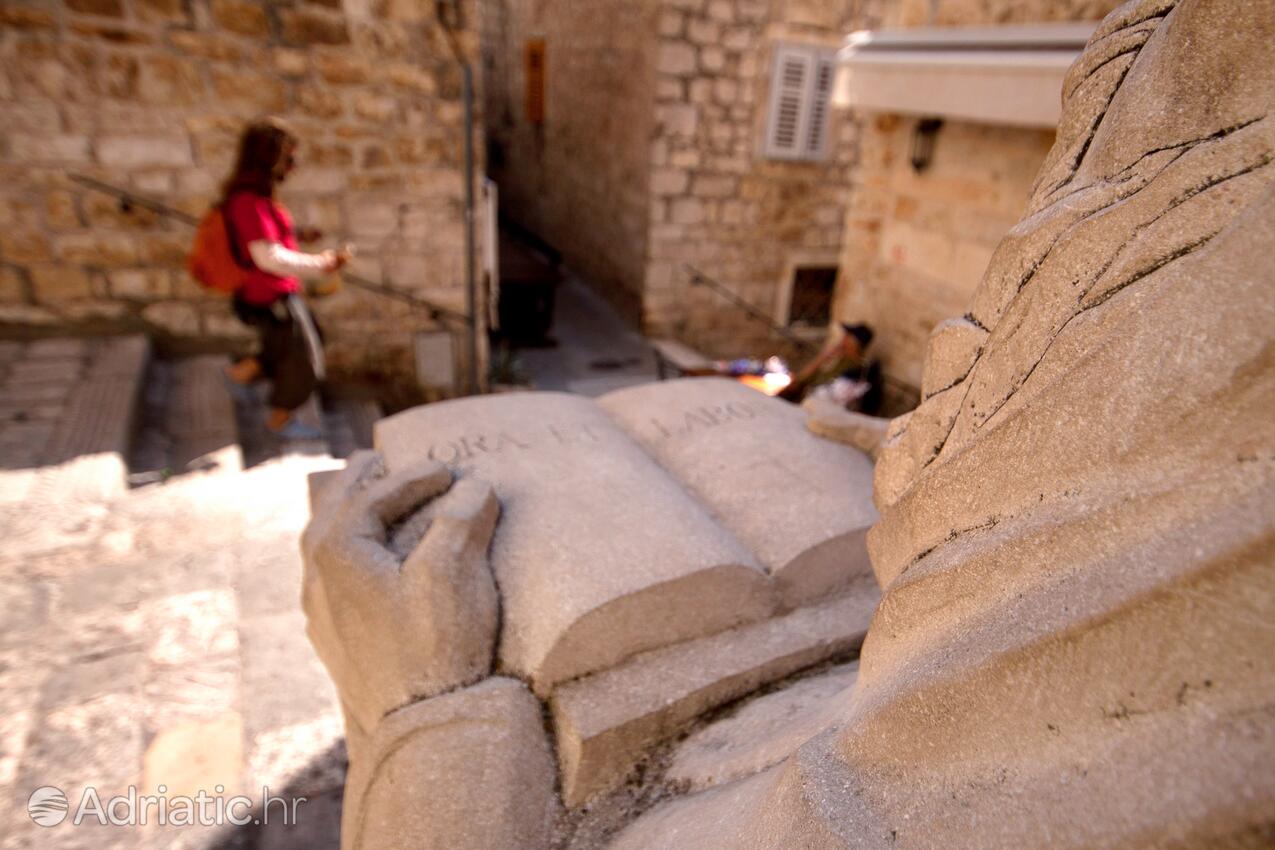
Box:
[224,191,302,305]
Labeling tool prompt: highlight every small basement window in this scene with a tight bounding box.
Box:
[764,43,838,161]
[787,266,838,327]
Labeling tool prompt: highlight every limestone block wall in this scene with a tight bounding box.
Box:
[831,0,1123,405]
[641,0,873,358]
[482,0,873,356]
[481,0,659,321]
[835,118,1056,396]
[0,0,482,385]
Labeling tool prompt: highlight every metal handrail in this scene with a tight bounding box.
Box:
[684,264,819,353]
[68,174,472,325]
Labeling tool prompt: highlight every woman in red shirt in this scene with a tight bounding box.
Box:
[221,119,348,440]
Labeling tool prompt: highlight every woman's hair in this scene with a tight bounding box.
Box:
[220,118,297,203]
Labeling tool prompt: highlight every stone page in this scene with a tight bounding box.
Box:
[374,391,775,695]
[598,378,878,608]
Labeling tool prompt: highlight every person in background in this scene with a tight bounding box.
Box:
[220,118,350,440]
[779,323,882,414]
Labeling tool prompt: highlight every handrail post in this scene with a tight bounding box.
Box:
[437,0,481,395]
[462,60,479,394]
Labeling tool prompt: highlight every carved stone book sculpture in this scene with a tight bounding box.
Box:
[301,0,1274,846]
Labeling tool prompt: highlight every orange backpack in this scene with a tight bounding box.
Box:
[187,206,250,295]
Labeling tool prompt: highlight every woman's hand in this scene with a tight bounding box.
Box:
[332,245,355,271]
[321,246,353,272]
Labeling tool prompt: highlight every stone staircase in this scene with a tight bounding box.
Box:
[1,333,383,500]
[0,333,384,850]
[122,339,383,487]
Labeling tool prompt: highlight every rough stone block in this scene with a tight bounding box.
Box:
[137,233,189,267]
[110,272,169,302]
[134,0,188,23]
[142,301,200,336]
[551,590,877,806]
[301,455,500,731]
[687,19,720,45]
[97,135,192,168]
[656,77,685,102]
[658,42,698,76]
[54,233,138,267]
[0,229,52,263]
[658,10,685,37]
[280,7,350,45]
[210,0,268,36]
[670,197,706,224]
[315,52,373,84]
[0,6,56,29]
[651,167,690,196]
[30,265,93,301]
[272,47,309,76]
[67,0,123,16]
[707,0,735,21]
[6,134,90,163]
[341,678,558,850]
[348,199,399,239]
[692,174,737,197]
[139,55,205,105]
[211,68,288,113]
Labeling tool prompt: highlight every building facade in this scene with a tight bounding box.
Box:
[484,0,1125,409]
[483,0,868,358]
[0,0,482,387]
[832,0,1123,406]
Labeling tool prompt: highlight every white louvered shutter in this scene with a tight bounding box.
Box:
[805,53,836,158]
[764,46,812,159]
[764,44,837,162]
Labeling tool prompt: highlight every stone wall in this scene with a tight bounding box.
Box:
[482,0,871,358]
[834,118,1056,395]
[482,0,659,321]
[831,0,1123,405]
[0,0,482,386]
[642,0,873,359]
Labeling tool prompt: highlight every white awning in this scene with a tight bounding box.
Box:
[834,23,1096,129]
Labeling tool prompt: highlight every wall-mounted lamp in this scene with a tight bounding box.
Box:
[910,118,943,173]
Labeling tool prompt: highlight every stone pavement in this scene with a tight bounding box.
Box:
[0,444,345,848]
[516,275,659,397]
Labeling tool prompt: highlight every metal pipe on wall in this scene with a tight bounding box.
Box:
[437,0,481,395]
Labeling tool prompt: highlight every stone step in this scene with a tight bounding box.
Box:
[666,662,859,793]
[234,383,330,468]
[548,585,879,807]
[130,355,243,482]
[321,392,382,460]
[232,379,382,469]
[37,335,151,502]
[165,356,244,475]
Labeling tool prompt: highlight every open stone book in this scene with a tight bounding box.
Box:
[374,377,880,697]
